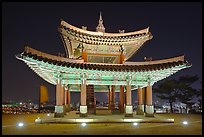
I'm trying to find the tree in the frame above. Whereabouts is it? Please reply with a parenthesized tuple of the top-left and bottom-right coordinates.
(154, 75, 199, 113)
(153, 79, 180, 113)
(196, 88, 202, 112)
(176, 75, 199, 113)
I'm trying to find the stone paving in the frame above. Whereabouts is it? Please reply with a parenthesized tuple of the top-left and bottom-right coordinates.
(36, 111, 174, 124)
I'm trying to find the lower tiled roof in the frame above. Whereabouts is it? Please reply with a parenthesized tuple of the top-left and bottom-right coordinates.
(21, 52, 189, 72)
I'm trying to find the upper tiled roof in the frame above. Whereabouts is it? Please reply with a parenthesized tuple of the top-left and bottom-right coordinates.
(59, 20, 153, 46)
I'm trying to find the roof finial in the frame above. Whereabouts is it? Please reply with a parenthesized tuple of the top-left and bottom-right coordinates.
(99, 11, 102, 21)
(96, 11, 105, 32)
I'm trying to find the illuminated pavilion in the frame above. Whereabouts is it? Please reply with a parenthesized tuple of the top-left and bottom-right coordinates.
(16, 13, 191, 117)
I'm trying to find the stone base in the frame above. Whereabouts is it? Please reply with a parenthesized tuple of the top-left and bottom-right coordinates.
(145, 105, 154, 117)
(80, 105, 87, 117)
(54, 105, 65, 117)
(136, 104, 144, 115)
(125, 105, 133, 117)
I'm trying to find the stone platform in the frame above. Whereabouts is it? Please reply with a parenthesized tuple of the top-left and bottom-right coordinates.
(35, 111, 174, 124)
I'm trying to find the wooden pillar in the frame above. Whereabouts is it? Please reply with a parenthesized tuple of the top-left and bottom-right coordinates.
(142, 87, 146, 112)
(146, 85, 152, 106)
(136, 86, 144, 115)
(65, 86, 71, 112)
(64, 88, 67, 105)
(145, 83, 154, 117)
(138, 86, 143, 105)
(67, 89, 70, 106)
(126, 85, 132, 106)
(119, 85, 124, 113)
(108, 85, 115, 109)
(81, 81, 86, 106)
(108, 86, 111, 109)
(56, 80, 61, 106)
(61, 85, 65, 105)
(80, 75, 87, 117)
(54, 79, 65, 117)
(111, 85, 115, 109)
(125, 76, 133, 117)
(119, 52, 125, 113)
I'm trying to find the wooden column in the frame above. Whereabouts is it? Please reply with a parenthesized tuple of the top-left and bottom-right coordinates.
(54, 79, 65, 117)
(119, 52, 125, 112)
(145, 83, 154, 117)
(111, 85, 115, 109)
(108, 86, 111, 109)
(146, 84, 152, 106)
(65, 86, 71, 112)
(125, 77, 133, 117)
(108, 85, 115, 109)
(61, 85, 65, 105)
(64, 88, 67, 105)
(119, 85, 124, 113)
(67, 89, 70, 106)
(81, 80, 86, 106)
(136, 86, 144, 115)
(126, 85, 132, 106)
(56, 79, 64, 106)
(142, 87, 146, 112)
(80, 75, 87, 117)
(138, 86, 143, 105)
(56, 80, 61, 106)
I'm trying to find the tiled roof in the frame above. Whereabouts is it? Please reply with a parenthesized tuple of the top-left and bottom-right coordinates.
(59, 24, 152, 46)
(21, 52, 189, 72)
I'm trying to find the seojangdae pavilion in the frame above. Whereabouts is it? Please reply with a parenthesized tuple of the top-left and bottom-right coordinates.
(16, 13, 191, 117)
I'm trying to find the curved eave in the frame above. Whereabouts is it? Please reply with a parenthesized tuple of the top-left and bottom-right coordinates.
(16, 47, 191, 87)
(17, 46, 191, 72)
(16, 52, 191, 87)
(61, 20, 151, 37)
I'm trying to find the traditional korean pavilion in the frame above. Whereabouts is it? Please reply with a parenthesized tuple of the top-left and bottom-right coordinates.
(16, 13, 191, 117)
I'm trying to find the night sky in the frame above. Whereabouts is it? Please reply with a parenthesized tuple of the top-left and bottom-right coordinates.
(2, 2, 202, 104)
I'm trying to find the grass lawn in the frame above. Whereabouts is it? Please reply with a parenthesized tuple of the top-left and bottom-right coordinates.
(2, 113, 202, 135)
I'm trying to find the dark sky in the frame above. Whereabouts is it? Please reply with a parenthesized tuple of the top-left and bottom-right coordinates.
(2, 2, 202, 104)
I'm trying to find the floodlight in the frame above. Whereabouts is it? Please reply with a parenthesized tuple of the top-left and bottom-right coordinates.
(17, 122, 24, 127)
(81, 123, 87, 127)
(182, 121, 188, 125)
(133, 122, 138, 126)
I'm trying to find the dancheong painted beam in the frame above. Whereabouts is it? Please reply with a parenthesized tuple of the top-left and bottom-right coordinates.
(16, 46, 191, 90)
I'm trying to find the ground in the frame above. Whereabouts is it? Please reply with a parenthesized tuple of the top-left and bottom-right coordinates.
(2, 112, 202, 135)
